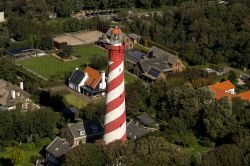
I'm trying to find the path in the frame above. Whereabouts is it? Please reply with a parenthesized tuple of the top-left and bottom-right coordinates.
(223, 66, 250, 78)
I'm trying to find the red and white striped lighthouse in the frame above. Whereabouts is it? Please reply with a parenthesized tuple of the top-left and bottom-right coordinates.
(104, 27, 126, 144)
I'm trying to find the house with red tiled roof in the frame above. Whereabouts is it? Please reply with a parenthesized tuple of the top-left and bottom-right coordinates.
(68, 66, 106, 97)
(209, 80, 236, 100)
(209, 80, 250, 101)
(237, 91, 250, 101)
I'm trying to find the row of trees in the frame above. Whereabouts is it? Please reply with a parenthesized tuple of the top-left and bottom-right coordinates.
(0, 109, 63, 148)
(123, 75, 250, 164)
(128, 1, 250, 69)
(62, 69, 249, 164)
(63, 136, 189, 165)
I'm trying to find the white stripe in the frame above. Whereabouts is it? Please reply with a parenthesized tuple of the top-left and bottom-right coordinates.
(108, 61, 124, 83)
(104, 100, 125, 125)
(106, 80, 124, 103)
(104, 120, 126, 144)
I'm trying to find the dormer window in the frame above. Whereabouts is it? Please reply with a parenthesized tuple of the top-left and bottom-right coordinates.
(78, 129, 85, 136)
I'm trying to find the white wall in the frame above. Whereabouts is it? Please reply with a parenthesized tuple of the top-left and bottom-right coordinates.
(226, 88, 235, 95)
(0, 12, 4, 22)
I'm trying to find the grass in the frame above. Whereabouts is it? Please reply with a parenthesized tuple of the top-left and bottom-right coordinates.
(125, 71, 139, 84)
(134, 43, 150, 53)
(0, 145, 42, 166)
(17, 45, 106, 80)
(182, 136, 213, 154)
(63, 94, 87, 109)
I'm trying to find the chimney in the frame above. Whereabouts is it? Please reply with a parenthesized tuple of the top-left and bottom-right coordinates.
(20, 82, 24, 90)
(11, 90, 16, 100)
(99, 71, 106, 89)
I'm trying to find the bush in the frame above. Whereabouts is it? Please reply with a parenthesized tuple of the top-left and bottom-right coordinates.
(30, 154, 43, 164)
(21, 143, 36, 150)
(58, 51, 70, 59)
(35, 137, 52, 148)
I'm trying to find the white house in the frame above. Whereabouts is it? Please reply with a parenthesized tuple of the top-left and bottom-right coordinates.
(68, 66, 106, 97)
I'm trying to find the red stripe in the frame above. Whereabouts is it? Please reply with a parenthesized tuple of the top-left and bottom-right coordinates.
(121, 133, 127, 144)
(107, 71, 124, 92)
(104, 111, 126, 134)
(109, 61, 122, 73)
(106, 91, 125, 113)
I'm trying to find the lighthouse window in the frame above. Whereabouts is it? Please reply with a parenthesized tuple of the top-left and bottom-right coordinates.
(119, 68, 121, 72)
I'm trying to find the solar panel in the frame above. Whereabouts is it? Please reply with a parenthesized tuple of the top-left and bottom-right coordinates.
(130, 50, 146, 60)
(148, 67, 161, 78)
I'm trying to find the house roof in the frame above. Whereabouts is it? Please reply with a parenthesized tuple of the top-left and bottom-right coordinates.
(148, 46, 178, 65)
(67, 122, 86, 138)
(139, 56, 173, 74)
(69, 69, 85, 85)
(63, 107, 79, 114)
(84, 119, 104, 137)
(46, 137, 70, 158)
(136, 113, 157, 127)
(125, 49, 147, 64)
(84, 66, 101, 89)
(209, 86, 235, 100)
(128, 33, 141, 40)
(237, 91, 250, 101)
(210, 80, 235, 92)
(137, 46, 179, 75)
(126, 120, 155, 140)
(8, 46, 33, 56)
(0, 79, 30, 107)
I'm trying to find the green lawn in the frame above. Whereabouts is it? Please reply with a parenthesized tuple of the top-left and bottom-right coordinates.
(17, 45, 106, 80)
(0, 145, 42, 166)
(63, 94, 87, 109)
(125, 71, 139, 84)
(134, 43, 150, 53)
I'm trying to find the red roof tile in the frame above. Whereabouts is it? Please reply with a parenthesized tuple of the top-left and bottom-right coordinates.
(209, 86, 236, 100)
(210, 80, 235, 91)
(84, 66, 101, 89)
(237, 91, 250, 101)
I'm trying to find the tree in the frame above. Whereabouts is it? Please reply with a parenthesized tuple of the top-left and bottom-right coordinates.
(228, 71, 238, 84)
(10, 146, 24, 166)
(202, 144, 244, 166)
(89, 56, 108, 70)
(63, 144, 105, 166)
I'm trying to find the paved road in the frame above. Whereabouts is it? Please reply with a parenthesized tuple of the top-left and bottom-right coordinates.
(223, 66, 250, 78)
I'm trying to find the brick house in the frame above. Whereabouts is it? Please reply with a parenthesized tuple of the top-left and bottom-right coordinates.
(64, 122, 86, 147)
(127, 46, 185, 82)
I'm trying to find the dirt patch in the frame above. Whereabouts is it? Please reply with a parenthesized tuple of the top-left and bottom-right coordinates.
(53, 30, 103, 47)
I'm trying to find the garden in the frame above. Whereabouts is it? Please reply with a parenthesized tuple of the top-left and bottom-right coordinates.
(17, 45, 106, 80)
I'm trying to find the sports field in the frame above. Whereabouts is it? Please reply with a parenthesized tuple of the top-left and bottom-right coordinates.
(17, 45, 106, 79)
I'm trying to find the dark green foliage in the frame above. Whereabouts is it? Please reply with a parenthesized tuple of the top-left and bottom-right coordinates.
(89, 56, 108, 70)
(63, 136, 189, 165)
(63, 144, 105, 166)
(81, 100, 105, 121)
(0, 57, 17, 83)
(202, 144, 245, 166)
(228, 71, 238, 84)
(127, 2, 250, 69)
(0, 109, 61, 147)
